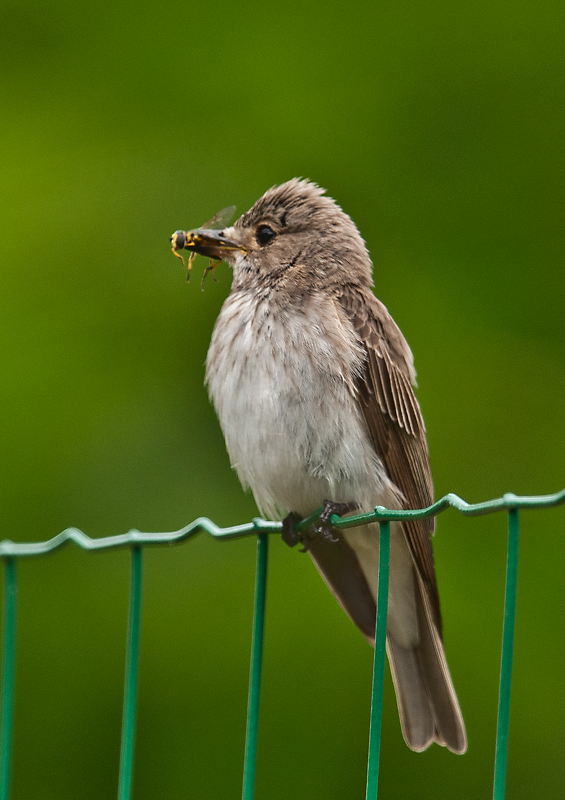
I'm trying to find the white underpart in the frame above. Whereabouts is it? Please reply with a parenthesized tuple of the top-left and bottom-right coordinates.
(206, 288, 418, 648)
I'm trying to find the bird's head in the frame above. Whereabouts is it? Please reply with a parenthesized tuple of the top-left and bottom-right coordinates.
(184, 179, 374, 292)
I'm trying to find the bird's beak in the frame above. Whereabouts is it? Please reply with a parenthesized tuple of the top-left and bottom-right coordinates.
(173, 229, 247, 261)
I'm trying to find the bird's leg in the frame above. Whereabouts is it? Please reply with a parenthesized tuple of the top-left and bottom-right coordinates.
(281, 512, 302, 548)
(282, 501, 359, 553)
(281, 512, 319, 553)
(313, 500, 359, 542)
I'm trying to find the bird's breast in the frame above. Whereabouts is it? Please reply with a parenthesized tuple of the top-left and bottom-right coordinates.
(205, 290, 385, 518)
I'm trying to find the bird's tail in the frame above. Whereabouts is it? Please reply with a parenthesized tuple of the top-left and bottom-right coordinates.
(386, 573, 467, 754)
(307, 524, 466, 753)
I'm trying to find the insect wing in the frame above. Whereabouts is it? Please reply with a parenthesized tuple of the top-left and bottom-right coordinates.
(200, 204, 236, 231)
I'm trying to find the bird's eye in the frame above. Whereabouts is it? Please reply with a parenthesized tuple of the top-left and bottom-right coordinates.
(256, 225, 276, 245)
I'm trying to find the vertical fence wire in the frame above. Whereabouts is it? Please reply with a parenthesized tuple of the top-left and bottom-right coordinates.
(365, 521, 391, 800)
(493, 509, 520, 800)
(242, 534, 269, 800)
(0, 558, 17, 800)
(118, 546, 143, 800)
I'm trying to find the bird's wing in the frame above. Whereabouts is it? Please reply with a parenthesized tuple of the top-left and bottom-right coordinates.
(336, 285, 442, 631)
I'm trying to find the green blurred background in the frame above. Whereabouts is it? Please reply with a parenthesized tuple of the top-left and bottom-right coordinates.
(1, 0, 564, 797)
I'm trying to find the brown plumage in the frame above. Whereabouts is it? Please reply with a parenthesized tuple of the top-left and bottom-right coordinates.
(180, 178, 466, 754)
(338, 286, 441, 627)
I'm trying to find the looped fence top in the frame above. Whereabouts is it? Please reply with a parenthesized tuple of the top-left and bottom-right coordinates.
(1, 488, 564, 800)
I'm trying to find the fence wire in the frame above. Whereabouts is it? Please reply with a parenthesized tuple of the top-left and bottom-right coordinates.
(1, 488, 564, 799)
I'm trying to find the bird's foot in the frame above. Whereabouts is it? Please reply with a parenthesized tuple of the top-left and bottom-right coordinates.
(282, 501, 359, 553)
(281, 512, 303, 548)
(313, 500, 359, 542)
(281, 512, 318, 553)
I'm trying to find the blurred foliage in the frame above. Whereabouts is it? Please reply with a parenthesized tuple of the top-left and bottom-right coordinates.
(1, 0, 564, 797)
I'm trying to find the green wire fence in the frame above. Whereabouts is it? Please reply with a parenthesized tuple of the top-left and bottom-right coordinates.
(1, 488, 564, 799)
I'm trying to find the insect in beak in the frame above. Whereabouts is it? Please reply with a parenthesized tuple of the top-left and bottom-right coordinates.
(169, 205, 244, 288)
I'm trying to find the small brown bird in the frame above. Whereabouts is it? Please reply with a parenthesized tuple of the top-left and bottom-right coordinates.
(175, 179, 466, 753)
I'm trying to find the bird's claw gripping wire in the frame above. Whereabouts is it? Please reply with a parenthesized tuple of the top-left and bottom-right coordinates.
(281, 500, 359, 552)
